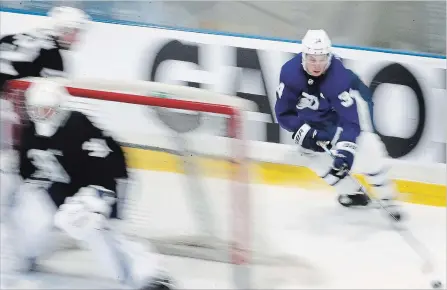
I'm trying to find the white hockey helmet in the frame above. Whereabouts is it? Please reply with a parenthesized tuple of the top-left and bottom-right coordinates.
(25, 80, 70, 137)
(47, 6, 90, 49)
(301, 29, 333, 76)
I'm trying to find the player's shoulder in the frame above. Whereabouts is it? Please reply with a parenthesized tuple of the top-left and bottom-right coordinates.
(66, 110, 92, 125)
(58, 110, 89, 132)
(326, 56, 358, 89)
(33, 30, 61, 53)
(59, 110, 98, 141)
(328, 56, 351, 78)
(0, 33, 17, 45)
(280, 53, 306, 87)
(280, 53, 302, 77)
(65, 110, 106, 134)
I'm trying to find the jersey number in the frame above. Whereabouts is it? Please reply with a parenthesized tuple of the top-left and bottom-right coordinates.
(0, 33, 54, 76)
(276, 82, 285, 99)
(27, 149, 70, 183)
(338, 91, 354, 107)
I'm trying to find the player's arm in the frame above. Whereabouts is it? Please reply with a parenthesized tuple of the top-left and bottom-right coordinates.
(329, 81, 363, 176)
(274, 74, 305, 133)
(0, 34, 20, 80)
(350, 71, 375, 132)
(38, 48, 66, 78)
(17, 123, 35, 181)
(79, 113, 128, 190)
(334, 89, 361, 144)
(0, 33, 44, 79)
(275, 69, 334, 151)
(35, 34, 67, 78)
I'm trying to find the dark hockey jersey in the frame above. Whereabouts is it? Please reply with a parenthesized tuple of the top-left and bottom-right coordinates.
(0, 29, 66, 90)
(275, 53, 374, 144)
(18, 110, 128, 208)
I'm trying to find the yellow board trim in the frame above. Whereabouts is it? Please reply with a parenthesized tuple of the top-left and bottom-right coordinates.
(123, 147, 447, 207)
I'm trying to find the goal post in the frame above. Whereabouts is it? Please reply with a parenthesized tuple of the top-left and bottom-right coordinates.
(1, 77, 304, 289)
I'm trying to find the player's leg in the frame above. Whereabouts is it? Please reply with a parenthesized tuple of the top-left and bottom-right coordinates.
(308, 132, 402, 220)
(2, 182, 58, 273)
(98, 225, 174, 290)
(0, 152, 21, 221)
(54, 186, 174, 290)
(353, 132, 401, 210)
(308, 151, 368, 205)
(346, 90, 401, 212)
(0, 103, 21, 221)
(330, 90, 401, 211)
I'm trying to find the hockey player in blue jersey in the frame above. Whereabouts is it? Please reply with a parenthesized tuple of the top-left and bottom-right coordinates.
(275, 29, 401, 220)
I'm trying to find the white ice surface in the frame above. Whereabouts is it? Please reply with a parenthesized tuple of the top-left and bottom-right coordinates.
(1, 171, 445, 289)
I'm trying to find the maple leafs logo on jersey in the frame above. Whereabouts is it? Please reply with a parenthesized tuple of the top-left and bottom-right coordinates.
(82, 138, 111, 158)
(296, 92, 319, 110)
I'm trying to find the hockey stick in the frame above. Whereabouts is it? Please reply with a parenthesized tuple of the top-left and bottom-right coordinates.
(317, 142, 439, 278)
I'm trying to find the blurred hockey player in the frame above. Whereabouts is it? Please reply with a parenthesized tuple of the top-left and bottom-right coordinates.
(4, 80, 174, 290)
(0, 6, 89, 90)
(275, 29, 401, 220)
(0, 99, 21, 220)
(0, 6, 89, 217)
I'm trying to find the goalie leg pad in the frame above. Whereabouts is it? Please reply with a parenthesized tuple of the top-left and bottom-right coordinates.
(53, 193, 132, 283)
(3, 183, 57, 273)
(54, 195, 109, 242)
(54, 185, 117, 241)
(54, 190, 162, 288)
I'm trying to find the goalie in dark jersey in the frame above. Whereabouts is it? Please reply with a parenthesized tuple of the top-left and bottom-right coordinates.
(4, 80, 174, 290)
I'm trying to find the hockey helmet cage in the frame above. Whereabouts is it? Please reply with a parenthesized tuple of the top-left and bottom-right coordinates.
(25, 80, 69, 134)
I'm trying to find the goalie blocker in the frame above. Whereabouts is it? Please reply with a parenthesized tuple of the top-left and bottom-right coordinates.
(3, 79, 174, 290)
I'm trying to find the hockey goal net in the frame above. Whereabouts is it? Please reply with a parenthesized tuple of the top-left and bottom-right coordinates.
(1, 77, 304, 289)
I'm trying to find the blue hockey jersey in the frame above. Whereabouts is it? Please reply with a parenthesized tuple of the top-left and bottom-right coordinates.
(274, 53, 374, 144)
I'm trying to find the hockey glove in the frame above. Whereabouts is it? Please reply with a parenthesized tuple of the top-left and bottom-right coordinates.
(293, 123, 333, 152)
(331, 141, 357, 178)
(64, 186, 116, 217)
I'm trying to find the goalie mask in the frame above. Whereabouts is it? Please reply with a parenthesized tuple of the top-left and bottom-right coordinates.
(25, 81, 69, 137)
(47, 6, 90, 50)
(301, 29, 333, 77)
